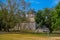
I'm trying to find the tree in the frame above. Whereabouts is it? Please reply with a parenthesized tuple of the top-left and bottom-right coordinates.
(43, 8, 53, 33)
(51, 2, 60, 31)
(35, 8, 53, 33)
(35, 10, 45, 29)
(0, 0, 30, 31)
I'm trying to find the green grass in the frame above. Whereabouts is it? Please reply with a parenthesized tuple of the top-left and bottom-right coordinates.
(0, 32, 60, 37)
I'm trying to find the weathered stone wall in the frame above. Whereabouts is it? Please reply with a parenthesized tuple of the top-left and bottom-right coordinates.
(12, 22, 36, 31)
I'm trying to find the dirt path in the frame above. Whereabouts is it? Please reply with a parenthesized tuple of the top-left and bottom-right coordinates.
(50, 37, 60, 40)
(13, 37, 50, 40)
(13, 37, 60, 40)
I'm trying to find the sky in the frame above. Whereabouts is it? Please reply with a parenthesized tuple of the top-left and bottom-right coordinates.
(25, 0, 60, 11)
(0, 0, 60, 11)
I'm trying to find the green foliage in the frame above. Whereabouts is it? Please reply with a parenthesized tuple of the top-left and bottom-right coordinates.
(0, 0, 29, 31)
(35, 2, 60, 33)
(35, 10, 44, 27)
(35, 8, 53, 33)
(51, 2, 60, 31)
(0, 0, 60, 33)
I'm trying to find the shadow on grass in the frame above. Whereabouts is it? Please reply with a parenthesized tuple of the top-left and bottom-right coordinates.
(0, 31, 60, 37)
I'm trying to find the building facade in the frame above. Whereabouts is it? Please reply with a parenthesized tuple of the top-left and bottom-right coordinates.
(12, 10, 36, 31)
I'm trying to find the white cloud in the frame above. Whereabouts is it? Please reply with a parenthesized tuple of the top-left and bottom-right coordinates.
(50, 0, 60, 7)
(29, 0, 40, 4)
(54, 0, 60, 4)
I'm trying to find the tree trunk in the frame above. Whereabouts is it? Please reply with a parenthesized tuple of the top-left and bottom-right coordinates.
(0, 27, 2, 31)
(49, 27, 53, 33)
(4, 24, 9, 32)
(4, 27, 7, 31)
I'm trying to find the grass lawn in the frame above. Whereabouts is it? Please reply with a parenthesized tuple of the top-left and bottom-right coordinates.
(0, 33, 60, 40)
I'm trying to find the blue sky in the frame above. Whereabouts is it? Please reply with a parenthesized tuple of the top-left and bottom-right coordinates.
(25, 0, 60, 11)
(0, 0, 60, 11)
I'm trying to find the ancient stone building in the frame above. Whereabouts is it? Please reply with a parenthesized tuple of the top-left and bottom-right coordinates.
(25, 10, 36, 31)
(12, 10, 36, 31)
